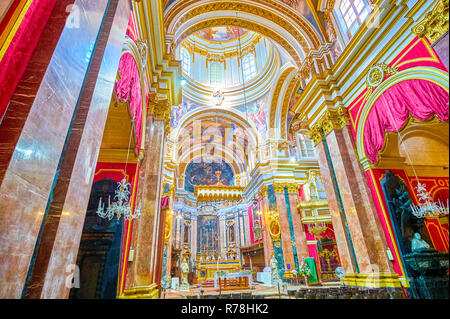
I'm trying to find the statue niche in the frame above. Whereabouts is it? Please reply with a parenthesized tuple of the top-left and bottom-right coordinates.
(380, 170, 431, 255)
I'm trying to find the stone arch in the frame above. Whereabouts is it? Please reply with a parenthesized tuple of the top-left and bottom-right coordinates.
(268, 64, 297, 138)
(171, 107, 261, 146)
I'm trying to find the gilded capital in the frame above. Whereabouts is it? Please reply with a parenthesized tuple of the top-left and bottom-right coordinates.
(273, 182, 286, 194)
(308, 106, 349, 145)
(286, 183, 300, 194)
(152, 99, 172, 133)
(412, 0, 449, 44)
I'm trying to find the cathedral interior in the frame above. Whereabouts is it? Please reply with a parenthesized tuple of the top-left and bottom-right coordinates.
(0, 0, 448, 300)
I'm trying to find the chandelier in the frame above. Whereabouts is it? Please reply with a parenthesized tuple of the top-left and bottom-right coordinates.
(212, 89, 224, 106)
(309, 223, 327, 237)
(96, 178, 142, 221)
(410, 182, 449, 219)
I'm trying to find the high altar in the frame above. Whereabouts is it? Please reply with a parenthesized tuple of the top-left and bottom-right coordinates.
(197, 260, 242, 281)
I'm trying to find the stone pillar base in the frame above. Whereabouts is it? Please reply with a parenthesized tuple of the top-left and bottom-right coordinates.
(341, 272, 405, 288)
(119, 284, 159, 299)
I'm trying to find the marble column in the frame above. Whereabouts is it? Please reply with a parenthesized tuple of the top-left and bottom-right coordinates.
(287, 187, 309, 261)
(0, 0, 130, 299)
(315, 123, 395, 278)
(234, 213, 241, 261)
(219, 215, 226, 258)
(238, 211, 245, 248)
(180, 217, 185, 251)
(25, 0, 130, 299)
(259, 188, 273, 267)
(191, 216, 197, 262)
(123, 114, 166, 298)
(274, 186, 295, 272)
(243, 212, 251, 247)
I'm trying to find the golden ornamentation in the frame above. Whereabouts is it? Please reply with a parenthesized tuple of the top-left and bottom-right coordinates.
(365, 63, 399, 100)
(273, 182, 286, 194)
(277, 141, 289, 152)
(152, 99, 172, 134)
(120, 284, 159, 299)
(267, 211, 281, 242)
(286, 183, 300, 194)
(174, 17, 302, 68)
(412, 0, 449, 44)
(194, 183, 245, 203)
(289, 117, 309, 134)
(272, 182, 300, 194)
(165, 0, 322, 58)
(164, 212, 173, 244)
(308, 106, 349, 145)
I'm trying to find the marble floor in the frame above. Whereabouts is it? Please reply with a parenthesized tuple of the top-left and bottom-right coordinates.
(162, 282, 340, 299)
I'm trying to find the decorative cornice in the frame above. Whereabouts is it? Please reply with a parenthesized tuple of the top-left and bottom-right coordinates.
(272, 182, 300, 194)
(308, 106, 349, 145)
(412, 0, 449, 45)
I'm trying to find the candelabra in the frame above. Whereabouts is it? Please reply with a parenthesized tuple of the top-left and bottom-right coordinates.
(309, 223, 327, 237)
(96, 178, 142, 221)
(410, 182, 449, 219)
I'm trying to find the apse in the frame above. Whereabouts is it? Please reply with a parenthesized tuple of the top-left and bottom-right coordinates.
(184, 159, 235, 193)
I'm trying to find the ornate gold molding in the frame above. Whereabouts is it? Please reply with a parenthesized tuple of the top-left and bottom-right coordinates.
(165, 0, 323, 61)
(412, 0, 449, 44)
(120, 284, 159, 299)
(365, 63, 399, 100)
(308, 106, 349, 145)
(164, 212, 173, 244)
(267, 211, 281, 242)
(273, 182, 286, 194)
(152, 99, 172, 133)
(272, 182, 300, 194)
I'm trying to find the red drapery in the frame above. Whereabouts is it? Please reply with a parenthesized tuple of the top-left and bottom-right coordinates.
(364, 79, 449, 164)
(115, 52, 143, 153)
(0, 0, 56, 119)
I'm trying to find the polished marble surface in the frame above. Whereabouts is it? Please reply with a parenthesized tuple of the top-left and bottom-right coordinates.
(0, 0, 130, 298)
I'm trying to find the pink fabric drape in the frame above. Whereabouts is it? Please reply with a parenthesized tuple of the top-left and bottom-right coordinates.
(115, 52, 143, 153)
(364, 79, 449, 164)
(161, 196, 169, 209)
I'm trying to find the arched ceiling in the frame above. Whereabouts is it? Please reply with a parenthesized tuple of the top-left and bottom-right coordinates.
(170, 108, 259, 173)
(163, 0, 328, 192)
(164, 0, 325, 68)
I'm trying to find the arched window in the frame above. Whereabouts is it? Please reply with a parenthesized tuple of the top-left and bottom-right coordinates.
(181, 47, 191, 76)
(298, 134, 316, 159)
(242, 53, 257, 82)
(336, 0, 370, 41)
(209, 62, 223, 86)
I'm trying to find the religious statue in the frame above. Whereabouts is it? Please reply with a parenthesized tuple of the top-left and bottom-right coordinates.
(179, 257, 190, 292)
(411, 232, 431, 252)
(270, 254, 280, 285)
